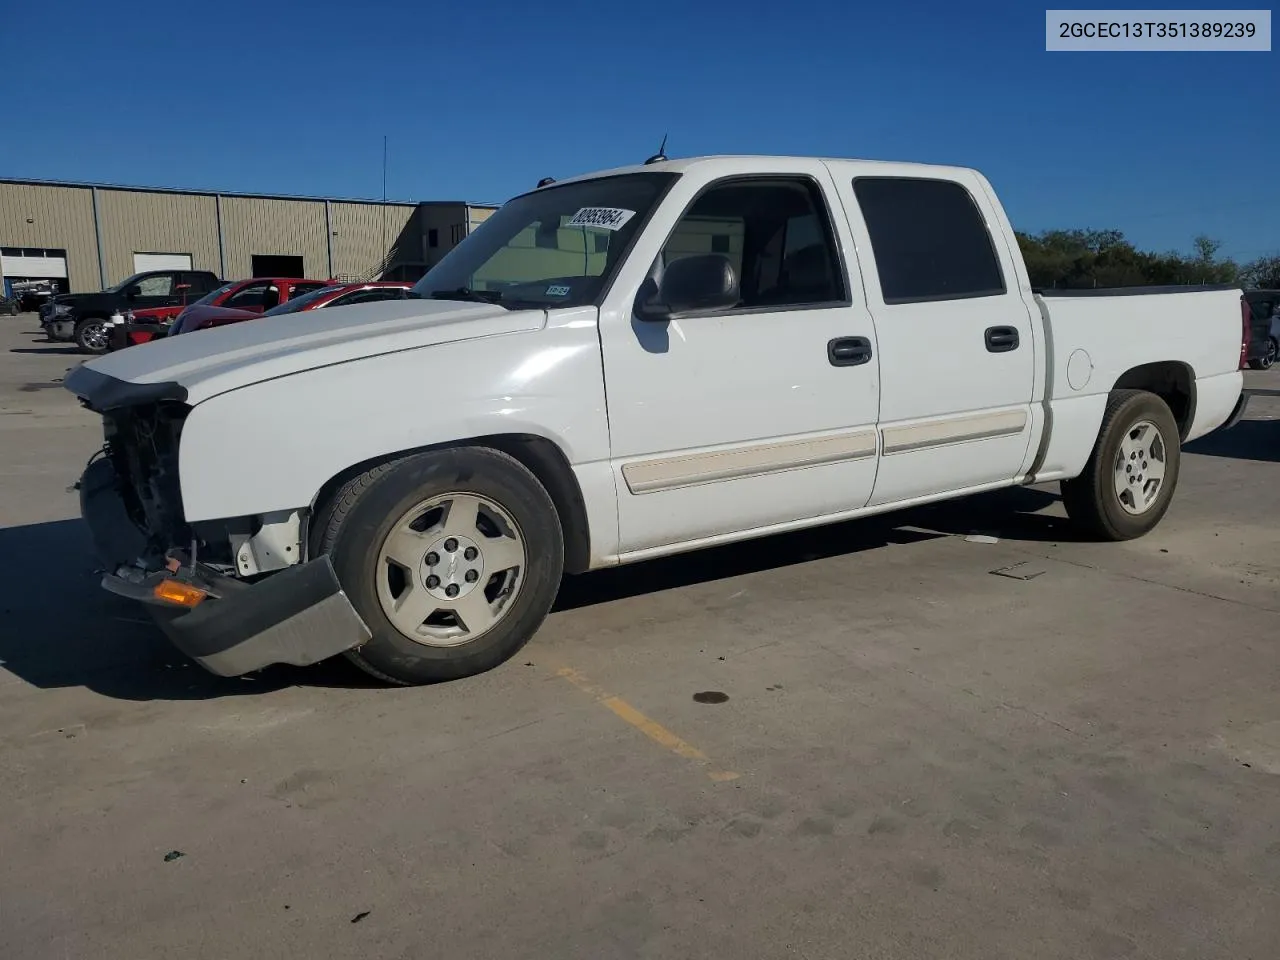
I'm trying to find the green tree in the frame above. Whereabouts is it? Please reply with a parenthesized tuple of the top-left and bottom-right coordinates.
(1015, 229, 1239, 289)
(1240, 255, 1280, 289)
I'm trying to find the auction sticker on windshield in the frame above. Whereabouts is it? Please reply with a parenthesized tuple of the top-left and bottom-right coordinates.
(566, 207, 636, 231)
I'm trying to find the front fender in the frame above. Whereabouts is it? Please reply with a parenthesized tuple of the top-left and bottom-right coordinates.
(177, 313, 609, 523)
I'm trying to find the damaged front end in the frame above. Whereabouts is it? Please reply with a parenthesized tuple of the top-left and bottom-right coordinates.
(68, 368, 370, 677)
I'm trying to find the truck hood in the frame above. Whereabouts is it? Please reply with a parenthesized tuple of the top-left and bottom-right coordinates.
(65, 297, 546, 410)
(53, 291, 112, 309)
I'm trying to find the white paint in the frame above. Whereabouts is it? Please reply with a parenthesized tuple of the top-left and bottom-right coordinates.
(597, 157, 880, 553)
(66, 155, 1247, 570)
(170, 306, 599, 522)
(880, 408, 1027, 455)
(132, 252, 192, 272)
(1066, 348, 1093, 390)
(621, 428, 878, 494)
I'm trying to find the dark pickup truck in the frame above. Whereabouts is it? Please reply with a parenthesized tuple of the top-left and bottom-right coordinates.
(40, 269, 223, 353)
(1245, 290, 1279, 370)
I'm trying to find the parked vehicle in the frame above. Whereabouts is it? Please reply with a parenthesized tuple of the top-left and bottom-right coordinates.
(14, 279, 59, 312)
(0, 295, 19, 316)
(41, 269, 223, 353)
(66, 155, 1247, 686)
(1244, 290, 1279, 370)
(167, 281, 413, 336)
(108, 277, 330, 350)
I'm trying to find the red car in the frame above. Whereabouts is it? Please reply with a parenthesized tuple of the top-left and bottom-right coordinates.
(110, 277, 330, 348)
(169, 281, 414, 335)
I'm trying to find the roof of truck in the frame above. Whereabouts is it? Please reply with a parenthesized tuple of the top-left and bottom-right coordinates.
(532, 155, 981, 192)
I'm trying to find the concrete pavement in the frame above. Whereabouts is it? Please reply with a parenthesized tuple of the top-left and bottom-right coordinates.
(1, 314, 1278, 959)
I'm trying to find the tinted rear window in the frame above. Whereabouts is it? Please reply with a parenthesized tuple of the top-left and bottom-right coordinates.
(853, 177, 1005, 304)
(194, 282, 236, 306)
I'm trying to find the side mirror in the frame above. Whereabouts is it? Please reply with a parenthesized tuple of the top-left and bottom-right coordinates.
(126, 285, 142, 299)
(636, 254, 740, 321)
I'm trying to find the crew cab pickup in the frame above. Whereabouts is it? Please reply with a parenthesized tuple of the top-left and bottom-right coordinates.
(42, 269, 223, 353)
(65, 155, 1248, 686)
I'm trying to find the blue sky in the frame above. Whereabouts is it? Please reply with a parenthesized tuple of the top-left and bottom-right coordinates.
(4, 0, 1277, 259)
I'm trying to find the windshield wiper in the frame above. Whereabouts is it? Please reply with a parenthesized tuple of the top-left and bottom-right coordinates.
(429, 287, 504, 304)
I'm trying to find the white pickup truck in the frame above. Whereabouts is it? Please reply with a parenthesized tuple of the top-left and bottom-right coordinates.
(66, 155, 1250, 685)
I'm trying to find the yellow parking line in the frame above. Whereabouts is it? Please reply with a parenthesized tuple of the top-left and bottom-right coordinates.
(557, 667, 739, 782)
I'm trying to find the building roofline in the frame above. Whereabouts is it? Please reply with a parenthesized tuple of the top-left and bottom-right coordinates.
(0, 175, 498, 209)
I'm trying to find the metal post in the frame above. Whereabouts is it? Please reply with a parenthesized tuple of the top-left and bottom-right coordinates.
(324, 200, 334, 279)
(215, 194, 227, 279)
(91, 186, 107, 289)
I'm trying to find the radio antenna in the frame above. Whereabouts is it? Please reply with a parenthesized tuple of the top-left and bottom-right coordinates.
(644, 133, 668, 165)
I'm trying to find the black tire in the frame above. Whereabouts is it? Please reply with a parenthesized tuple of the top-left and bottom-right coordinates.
(74, 317, 109, 354)
(1249, 339, 1276, 370)
(311, 447, 564, 685)
(1061, 389, 1181, 541)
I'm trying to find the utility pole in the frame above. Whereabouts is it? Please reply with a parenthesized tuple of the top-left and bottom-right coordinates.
(381, 135, 389, 278)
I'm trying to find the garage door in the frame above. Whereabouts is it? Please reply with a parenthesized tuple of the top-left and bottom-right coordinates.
(133, 252, 193, 272)
(1, 247, 68, 280)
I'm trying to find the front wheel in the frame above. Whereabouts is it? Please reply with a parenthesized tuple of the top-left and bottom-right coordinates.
(1061, 389, 1181, 541)
(74, 317, 109, 354)
(313, 447, 565, 685)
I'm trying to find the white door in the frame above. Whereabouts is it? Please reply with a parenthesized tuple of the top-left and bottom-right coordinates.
(133, 252, 192, 272)
(830, 169, 1037, 506)
(599, 165, 882, 557)
(0, 249, 67, 280)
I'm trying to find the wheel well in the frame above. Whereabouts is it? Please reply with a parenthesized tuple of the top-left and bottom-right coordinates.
(1112, 361, 1195, 440)
(310, 434, 592, 575)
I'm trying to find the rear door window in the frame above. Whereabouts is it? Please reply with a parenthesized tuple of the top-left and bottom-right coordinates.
(853, 177, 1006, 304)
(327, 288, 409, 307)
(287, 282, 329, 300)
(223, 281, 277, 310)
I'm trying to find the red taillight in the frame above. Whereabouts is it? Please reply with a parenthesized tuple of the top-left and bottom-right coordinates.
(1240, 297, 1250, 370)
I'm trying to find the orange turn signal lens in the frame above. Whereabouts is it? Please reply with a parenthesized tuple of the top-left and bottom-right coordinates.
(152, 580, 208, 608)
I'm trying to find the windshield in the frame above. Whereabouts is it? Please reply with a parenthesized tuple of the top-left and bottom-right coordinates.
(104, 272, 146, 294)
(412, 172, 676, 309)
(261, 285, 341, 316)
(194, 281, 236, 306)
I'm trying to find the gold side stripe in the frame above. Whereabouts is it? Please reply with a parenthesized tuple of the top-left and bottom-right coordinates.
(622, 430, 878, 495)
(881, 409, 1027, 455)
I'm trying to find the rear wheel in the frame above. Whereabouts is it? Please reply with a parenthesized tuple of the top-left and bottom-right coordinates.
(1061, 389, 1181, 541)
(74, 317, 109, 354)
(313, 447, 564, 685)
(1260, 338, 1277, 371)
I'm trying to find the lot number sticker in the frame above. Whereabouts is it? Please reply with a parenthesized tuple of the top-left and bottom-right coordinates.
(566, 207, 636, 231)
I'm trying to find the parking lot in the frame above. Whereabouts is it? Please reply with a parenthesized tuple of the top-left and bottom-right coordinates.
(1, 313, 1278, 959)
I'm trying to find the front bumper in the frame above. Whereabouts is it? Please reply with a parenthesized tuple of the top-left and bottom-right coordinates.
(43, 318, 74, 340)
(110, 320, 168, 350)
(78, 456, 370, 676)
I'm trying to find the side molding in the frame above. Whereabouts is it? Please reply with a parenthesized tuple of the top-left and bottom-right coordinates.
(622, 429, 878, 495)
(881, 409, 1027, 456)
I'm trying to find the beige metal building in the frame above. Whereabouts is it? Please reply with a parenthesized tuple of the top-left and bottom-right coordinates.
(0, 178, 497, 295)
